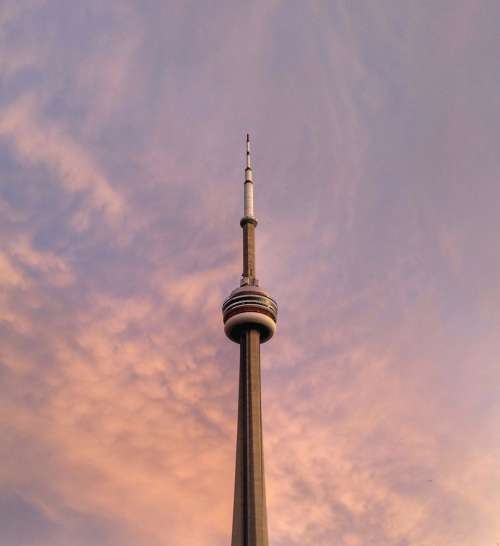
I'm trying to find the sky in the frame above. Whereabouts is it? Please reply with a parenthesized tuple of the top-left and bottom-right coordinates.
(1, 1, 500, 545)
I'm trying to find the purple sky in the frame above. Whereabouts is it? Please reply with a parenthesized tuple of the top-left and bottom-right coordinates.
(1, 2, 500, 545)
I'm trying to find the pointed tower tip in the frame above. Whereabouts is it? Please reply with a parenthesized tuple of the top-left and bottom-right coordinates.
(246, 133, 252, 170)
(244, 132, 254, 214)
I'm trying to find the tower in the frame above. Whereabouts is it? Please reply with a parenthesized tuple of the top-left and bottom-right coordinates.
(222, 135, 278, 546)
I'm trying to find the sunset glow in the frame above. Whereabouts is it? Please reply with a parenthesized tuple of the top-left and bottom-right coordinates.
(1, 2, 499, 546)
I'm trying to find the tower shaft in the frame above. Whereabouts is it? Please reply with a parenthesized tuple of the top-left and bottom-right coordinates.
(231, 328, 268, 546)
(242, 221, 256, 282)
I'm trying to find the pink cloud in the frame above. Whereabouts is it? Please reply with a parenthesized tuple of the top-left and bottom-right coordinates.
(0, 95, 125, 229)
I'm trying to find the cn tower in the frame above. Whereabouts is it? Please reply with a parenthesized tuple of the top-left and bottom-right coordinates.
(222, 135, 278, 546)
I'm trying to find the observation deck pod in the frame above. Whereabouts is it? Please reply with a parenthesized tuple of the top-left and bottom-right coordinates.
(222, 285, 278, 343)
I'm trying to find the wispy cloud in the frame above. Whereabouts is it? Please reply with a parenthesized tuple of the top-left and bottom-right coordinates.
(0, 95, 124, 229)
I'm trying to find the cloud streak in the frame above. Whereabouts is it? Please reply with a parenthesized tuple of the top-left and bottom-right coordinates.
(0, 95, 124, 229)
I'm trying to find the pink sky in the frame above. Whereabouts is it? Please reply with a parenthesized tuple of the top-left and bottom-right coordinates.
(1, 2, 499, 545)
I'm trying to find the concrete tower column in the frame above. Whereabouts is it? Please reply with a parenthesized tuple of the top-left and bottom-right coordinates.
(231, 329, 268, 546)
(242, 220, 257, 283)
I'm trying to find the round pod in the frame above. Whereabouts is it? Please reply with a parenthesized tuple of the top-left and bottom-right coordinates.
(222, 286, 278, 343)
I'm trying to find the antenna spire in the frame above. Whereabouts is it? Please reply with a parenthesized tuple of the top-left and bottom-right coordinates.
(244, 133, 254, 218)
(246, 133, 251, 169)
